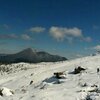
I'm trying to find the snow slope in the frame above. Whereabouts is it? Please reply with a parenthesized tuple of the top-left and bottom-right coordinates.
(0, 55, 100, 100)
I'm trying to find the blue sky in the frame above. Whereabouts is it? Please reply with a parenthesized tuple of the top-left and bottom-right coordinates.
(0, 0, 100, 59)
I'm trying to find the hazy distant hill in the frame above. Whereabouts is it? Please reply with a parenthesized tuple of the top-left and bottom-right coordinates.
(0, 48, 67, 63)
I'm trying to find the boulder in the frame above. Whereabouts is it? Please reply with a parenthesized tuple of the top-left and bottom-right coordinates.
(0, 87, 14, 96)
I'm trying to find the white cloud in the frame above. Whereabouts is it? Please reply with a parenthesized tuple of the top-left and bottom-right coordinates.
(0, 34, 18, 39)
(0, 33, 32, 41)
(84, 37, 92, 42)
(92, 45, 100, 51)
(21, 34, 31, 40)
(49, 26, 92, 42)
(49, 26, 82, 41)
(29, 27, 46, 33)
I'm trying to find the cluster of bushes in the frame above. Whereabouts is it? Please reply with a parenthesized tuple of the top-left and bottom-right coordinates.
(0, 63, 14, 74)
(0, 66, 12, 73)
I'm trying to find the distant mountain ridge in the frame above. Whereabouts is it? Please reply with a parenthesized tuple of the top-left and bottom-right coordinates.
(0, 48, 67, 63)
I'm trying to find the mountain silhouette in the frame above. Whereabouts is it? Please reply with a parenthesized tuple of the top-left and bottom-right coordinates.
(0, 48, 67, 63)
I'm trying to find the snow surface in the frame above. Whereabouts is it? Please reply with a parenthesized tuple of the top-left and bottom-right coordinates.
(0, 55, 100, 100)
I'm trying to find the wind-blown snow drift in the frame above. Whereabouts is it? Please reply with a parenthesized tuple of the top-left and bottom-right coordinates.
(0, 55, 100, 100)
